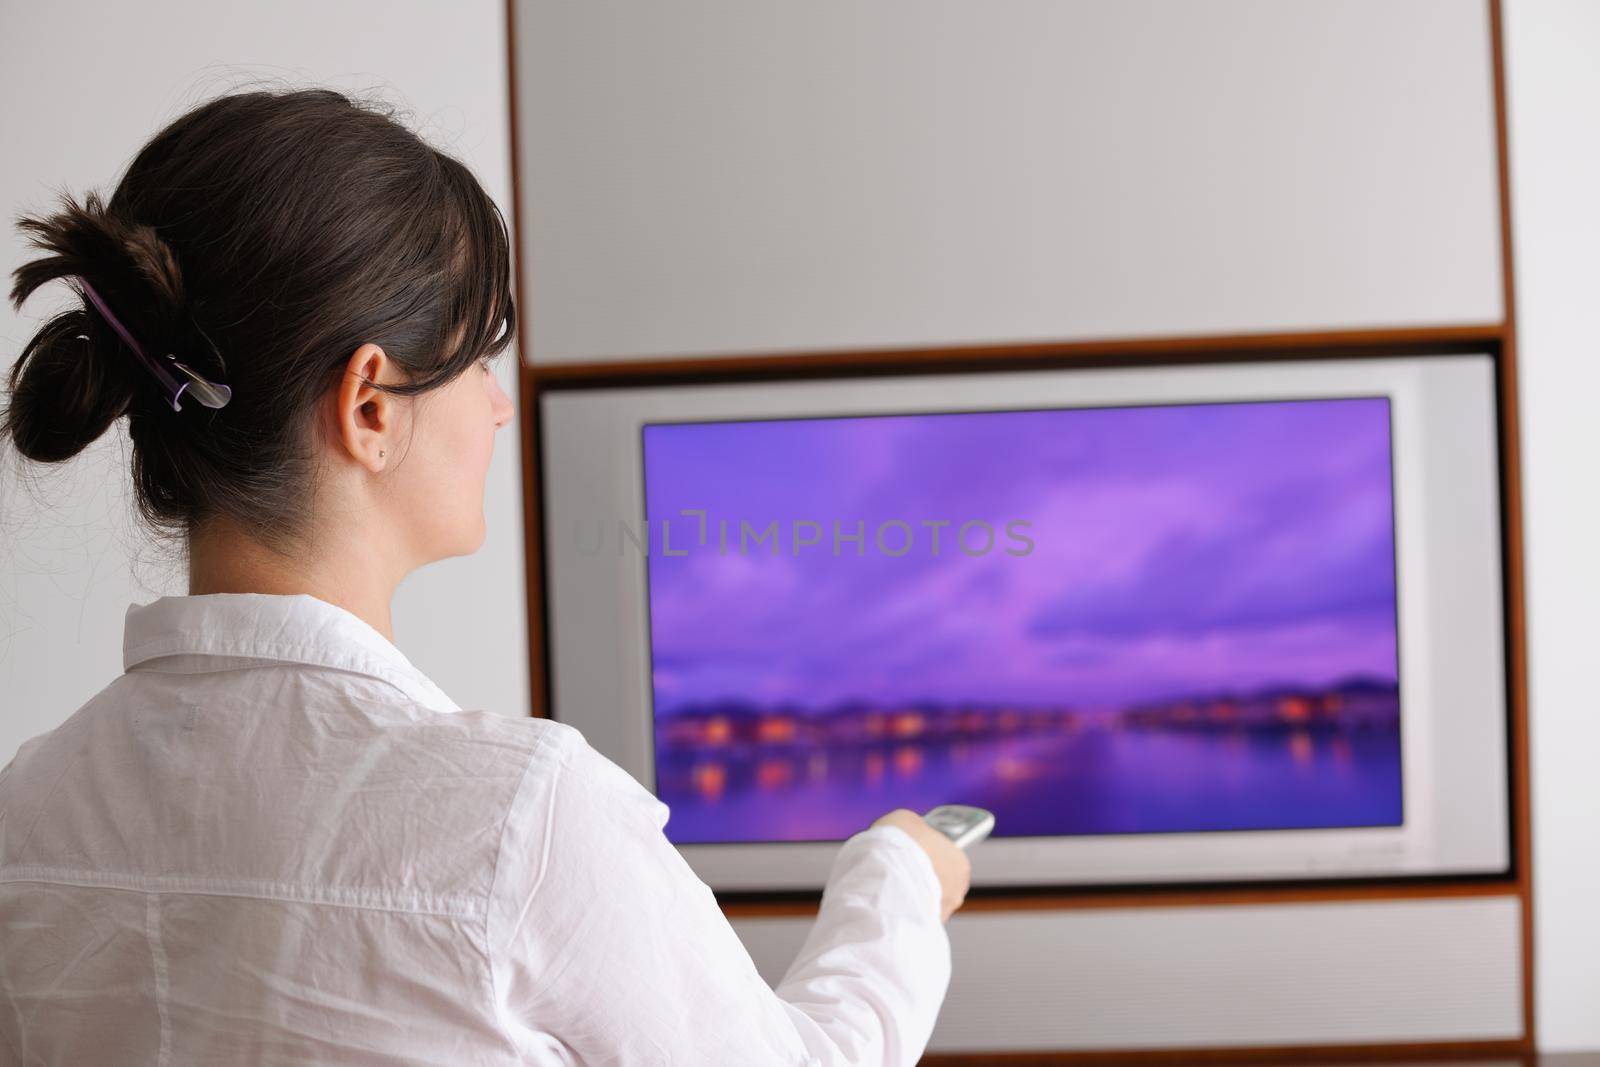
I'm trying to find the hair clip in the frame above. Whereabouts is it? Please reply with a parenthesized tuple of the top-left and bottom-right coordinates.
(76, 277, 232, 412)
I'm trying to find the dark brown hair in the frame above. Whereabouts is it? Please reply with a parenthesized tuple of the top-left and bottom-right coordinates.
(1, 87, 516, 551)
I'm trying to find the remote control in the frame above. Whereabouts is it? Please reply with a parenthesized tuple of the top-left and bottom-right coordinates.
(922, 804, 995, 849)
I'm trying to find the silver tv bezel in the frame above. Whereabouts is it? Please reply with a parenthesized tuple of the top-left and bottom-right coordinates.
(539, 353, 1509, 891)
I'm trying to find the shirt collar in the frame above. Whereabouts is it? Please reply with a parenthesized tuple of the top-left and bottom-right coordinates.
(123, 592, 461, 713)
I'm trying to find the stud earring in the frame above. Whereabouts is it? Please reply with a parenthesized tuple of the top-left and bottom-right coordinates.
(379, 450, 386, 458)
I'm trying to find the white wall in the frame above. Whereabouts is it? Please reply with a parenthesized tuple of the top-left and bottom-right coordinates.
(0, 0, 529, 765)
(1503, 0, 1600, 1051)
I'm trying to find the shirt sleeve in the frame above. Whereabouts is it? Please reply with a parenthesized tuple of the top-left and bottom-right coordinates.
(488, 727, 952, 1067)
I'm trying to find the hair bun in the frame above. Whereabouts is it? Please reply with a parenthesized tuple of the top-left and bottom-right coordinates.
(2, 190, 188, 462)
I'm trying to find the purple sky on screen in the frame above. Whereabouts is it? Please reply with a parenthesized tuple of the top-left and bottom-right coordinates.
(642, 397, 1399, 715)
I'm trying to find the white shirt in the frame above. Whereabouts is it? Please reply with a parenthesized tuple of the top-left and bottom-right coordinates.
(0, 592, 951, 1065)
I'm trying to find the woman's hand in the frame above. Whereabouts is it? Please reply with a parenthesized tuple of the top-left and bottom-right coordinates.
(871, 808, 972, 923)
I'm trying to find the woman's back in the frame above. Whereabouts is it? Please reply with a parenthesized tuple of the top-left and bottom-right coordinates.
(0, 593, 951, 1066)
(1, 593, 571, 1063)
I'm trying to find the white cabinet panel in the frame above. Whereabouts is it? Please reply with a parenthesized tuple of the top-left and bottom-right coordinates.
(733, 895, 1523, 1051)
(513, 0, 1503, 364)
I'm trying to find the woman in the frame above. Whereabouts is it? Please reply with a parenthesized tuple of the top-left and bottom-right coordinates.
(0, 88, 970, 1065)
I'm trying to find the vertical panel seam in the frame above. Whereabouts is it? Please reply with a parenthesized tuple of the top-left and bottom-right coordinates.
(145, 894, 171, 1067)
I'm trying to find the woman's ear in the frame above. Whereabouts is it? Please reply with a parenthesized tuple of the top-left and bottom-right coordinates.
(335, 343, 396, 472)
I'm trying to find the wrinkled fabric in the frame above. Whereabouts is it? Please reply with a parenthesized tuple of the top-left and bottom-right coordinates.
(0, 592, 951, 1065)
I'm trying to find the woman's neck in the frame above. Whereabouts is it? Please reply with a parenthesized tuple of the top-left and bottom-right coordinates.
(187, 521, 401, 643)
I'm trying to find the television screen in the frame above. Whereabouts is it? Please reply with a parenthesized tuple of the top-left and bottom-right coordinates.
(642, 397, 1403, 845)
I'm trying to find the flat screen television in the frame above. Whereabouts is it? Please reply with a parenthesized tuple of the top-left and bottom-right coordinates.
(539, 354, 1510, 890)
